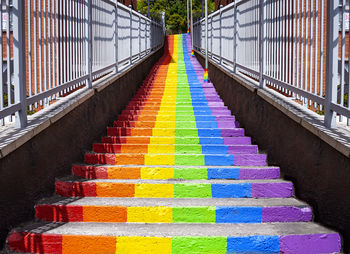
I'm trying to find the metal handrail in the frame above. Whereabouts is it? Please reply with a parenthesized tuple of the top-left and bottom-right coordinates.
(0, 0, 165, 128)
(194, 0, 350, 128)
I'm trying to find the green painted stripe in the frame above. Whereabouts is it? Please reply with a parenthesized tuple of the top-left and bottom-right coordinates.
(175, 145, 202, 154)
(173, 207, 216, 223)
(174, 154, 205, 166)
(174, 167, 208, 180)
(174, 183, 211, 198)
(175, 137, 200, 144)
(172, 237, 227, 254)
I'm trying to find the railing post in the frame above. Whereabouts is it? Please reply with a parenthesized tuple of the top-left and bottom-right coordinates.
(204, 0, 208, 82)
(324, 0, 339, 128)
(219, 5, 223, 64)
(259, 0, 266, 88)
(233, 3, 237, 73)
(114, 3, 118, 74)
(13, 0, 27, 128)
(129, 5, 132, 65)
(86, 0, 92, 88)
(139, 16, 141, 59)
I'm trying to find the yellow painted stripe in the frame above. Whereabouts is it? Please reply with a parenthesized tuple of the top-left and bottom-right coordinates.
(127, 207, 173, 223)
(144, 154, 175, 166)
(135, 183, 174, 198)
(115, 237, 172, 254)
(141, 167, 174, 179)
(148, 144, 175, 154)
(149, 136, 175, 145)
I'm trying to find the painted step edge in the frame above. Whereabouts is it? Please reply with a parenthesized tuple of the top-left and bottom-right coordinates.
(72, 165, 280, 180)
(84, 153, 267, 166)
(54, 180, 293, 198)
(7, 229, 341, 254)
(35, 203, 312, 223)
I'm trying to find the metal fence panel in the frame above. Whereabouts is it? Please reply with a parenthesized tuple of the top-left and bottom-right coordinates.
(193, 0, 350, 128)
(0, 0, 164, 128)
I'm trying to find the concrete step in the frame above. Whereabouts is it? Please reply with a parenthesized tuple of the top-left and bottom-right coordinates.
(8, 222, 341, 253)
(72, 165, 280, 180)
(92, 144, 258, 155)
(106, 127, 245, 137)
(84, 152, 267, 166)
(113, 120, 238, 128)
(35, 197, 312, 223)
(55, 178, 293, 198)
(101, 136, 251, 145)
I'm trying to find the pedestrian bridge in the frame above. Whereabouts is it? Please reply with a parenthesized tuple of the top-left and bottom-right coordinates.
(0, 1, 350, 253)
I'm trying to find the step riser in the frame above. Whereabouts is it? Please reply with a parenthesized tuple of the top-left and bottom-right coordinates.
(35, 205, 312, 223)
(101, 137, 251, 145)
(106, 127, 245, 138)
(55, 182, 293, 198)
(8, 232, 341, 254)
(113, 121, 238, 129)
(84, 153, 267, 166)
(92, 144, 258, 155)
(72, 166, 280, 180)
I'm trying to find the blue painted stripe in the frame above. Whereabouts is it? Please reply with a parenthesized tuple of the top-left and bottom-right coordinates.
(196, 122, 218, 128)
(208, 168, 239, 179)
(195, 116, 216, 122)
(216, 207, 262, 223)
(199, 137, 223, 145)
(204, 155, 235, 166)
(227, 236, 280, 253)
(202, 145, 229, 154)
(198, 129, 222, 137)
(211, 183, 251, 198)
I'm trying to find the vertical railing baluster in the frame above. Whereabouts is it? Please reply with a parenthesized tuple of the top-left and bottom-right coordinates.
(13, 0, 28, 128)
(259, 0, 266, 88)
(86, 0, 92, 88)
(324, 0, 339, 128)
(115, 3, 118, 74)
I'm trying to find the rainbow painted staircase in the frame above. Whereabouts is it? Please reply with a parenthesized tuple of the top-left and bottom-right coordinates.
(8, 34, 341, 253)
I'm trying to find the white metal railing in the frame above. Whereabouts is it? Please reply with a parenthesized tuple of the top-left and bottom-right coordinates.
(0, 0, 164, 128)
(193, 0, 350, 128)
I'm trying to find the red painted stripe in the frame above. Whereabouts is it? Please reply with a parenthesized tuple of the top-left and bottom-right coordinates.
(36, 205, 83, 222)
(56, 182, 97, 197)
(8, 232, 62, 254)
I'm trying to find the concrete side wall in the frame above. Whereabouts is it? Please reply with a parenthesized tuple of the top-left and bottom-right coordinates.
(0, 47, 163, 250)
(195, 52, 350, 251)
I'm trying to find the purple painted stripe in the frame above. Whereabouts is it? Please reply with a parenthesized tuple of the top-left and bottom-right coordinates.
(228, 145, 258, 154)
(220, 128, 245, 137)
(262, 206, 312, 222)
(238, 167, 280, 180)
(223, 137, 251, 145)
(215, 116, 236, 121)
(251, 182, 293, 198)
(279, 233, 341, 254)
(234, 154, 267, 166)
(217, 121, 238, 128)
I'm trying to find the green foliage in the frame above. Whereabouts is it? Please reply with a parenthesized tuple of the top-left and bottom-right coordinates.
(137, 0, 214, 34)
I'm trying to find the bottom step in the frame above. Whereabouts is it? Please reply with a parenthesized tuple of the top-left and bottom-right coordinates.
(8, 222, 341, 253)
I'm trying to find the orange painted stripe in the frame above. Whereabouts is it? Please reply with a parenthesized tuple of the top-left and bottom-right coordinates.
(115, 154, 145, 165)
(125, 136, 150, 144)
(96, 182, 135, 197)
(62, 235, 116, 254)
(83, 206, 127, 222)
(107, 167, 141, 179)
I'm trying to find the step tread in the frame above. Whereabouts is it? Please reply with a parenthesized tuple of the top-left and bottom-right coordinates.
(13, 222, 337, 237)
(56, 177, 290, 184)
(37, 197, 308, 207)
